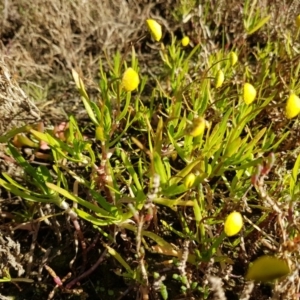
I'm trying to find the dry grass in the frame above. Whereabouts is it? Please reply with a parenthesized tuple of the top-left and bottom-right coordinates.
(0, 0, 299, 82)
(0, 0, 168, 81)
(0, 0, 180, 128)
(0, 57, 40, 134)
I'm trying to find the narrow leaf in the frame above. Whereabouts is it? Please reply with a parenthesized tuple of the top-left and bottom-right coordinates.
(247, 15, 271, 35)
(291, 153, 300, 197)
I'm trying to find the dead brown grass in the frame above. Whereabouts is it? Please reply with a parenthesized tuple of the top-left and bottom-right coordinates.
(0, 0, 180, 129)
(0, 0, 299, 83)
(0, 0, 169, 81)
(0, 57, 40, 134)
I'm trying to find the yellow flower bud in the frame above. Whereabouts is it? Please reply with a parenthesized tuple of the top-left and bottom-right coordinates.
(146, 19, 162, 42)
(183, 173, 196, 188)
(286, 93, 300, 119)
(296, 15, 300, 28)
(229, 52, 238, 66)
(215, 70, 225, 88)
(187, 117, 206, 137)
(171, 151, 178, 161)
(181, 36, 190, 47)
(224, 211, 243, 237)
(121, 68, 140, 92)
(243, 83, 257, 105)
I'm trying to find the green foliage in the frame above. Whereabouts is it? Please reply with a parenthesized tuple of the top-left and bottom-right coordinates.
(1, 2, 300, 299)
(243, 0, 271, 34)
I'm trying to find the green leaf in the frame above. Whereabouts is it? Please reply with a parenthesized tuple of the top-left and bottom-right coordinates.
(120, 149, 143, 192)
(163, 184, 188, 197)
(242, 127, 266, 156)
(185, 43, 201, 62)
(81, 96, 100, 126)
(117, 92, 131, 121)
(154, 117, 163, 155)
(89, 189, 118, 215)
(247, 15, 271, 35)
(0, 178, 55, 203)
(30, 130, 87, 163)
(46, 182, 115, 218)
(161, 220, 186, 238)
(72, 69, 89, 100)
(104, 244, 134, 275)
(167, 130, 186, 161)
(0, 125, 32, 143)
(90, 101, 102, 123)
(224, 137, 241, 158)
(72, 69, 99, 126)
(153, 152, 168, 184)
(291, 153, 300, 198)
(267, 131, 289, 151)
(169, 158, 203, 186)
(74, 208, 116, 226)
(8, 144, 40, 181)
(205, 232, 226, 259)
(153, 197, 194, 208)
(30, 130, 71, 153)
(246, 255, 290, 282)
(122, 223, 196, 263)
(169, 100, 183, 130)
(203, 108, 231, 157)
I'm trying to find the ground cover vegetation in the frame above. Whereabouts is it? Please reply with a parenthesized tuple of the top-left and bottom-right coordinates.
(0, 0, 300, 299)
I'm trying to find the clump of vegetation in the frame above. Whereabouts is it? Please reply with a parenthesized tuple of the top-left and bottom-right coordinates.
(1, 1, 300, 299)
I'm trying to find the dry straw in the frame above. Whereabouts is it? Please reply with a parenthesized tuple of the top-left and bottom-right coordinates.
(0, 58, 40, 134)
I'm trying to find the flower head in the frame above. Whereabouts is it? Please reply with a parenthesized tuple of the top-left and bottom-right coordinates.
(229, 52, 238, 66)
(181, 36, 190, 47)
(121, 68, 140, 92)
(215, 70, 224, 88)
(286, 93, 300, 119)
(183, 173, 196, 189)
(146, 19, 162, 42)
(187, 117, 206, 137)
(224, 211, 243, 237)
(243, 83, 257, 105)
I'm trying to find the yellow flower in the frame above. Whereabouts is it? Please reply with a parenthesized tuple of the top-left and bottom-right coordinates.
(183, 173, 196, 189)
(286, 93, 300, 119)
(187, 117, 206, 137)
(243, 83, 257, 105)
(229, 52, 238, 66)
(181, 36, 190, 47)
(296, 15, 300, 28)
(224, 211, 243, 237)
(146, 19, 162, 42)
(121, 68, 140, 92)
(215, 70, 225, 88)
